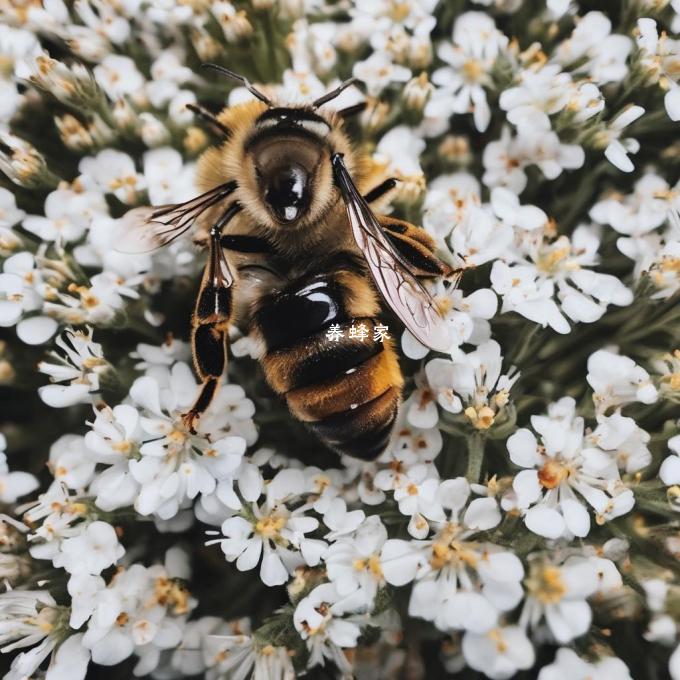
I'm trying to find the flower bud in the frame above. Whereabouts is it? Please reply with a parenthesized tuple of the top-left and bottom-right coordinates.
(403, 72, 434, 113)
(191, 27, 224, 61)
(18, 54, 104, 111)
(139, 113, 171, 147)
(0, 133, 60, 188)
(438, 135, 472, 165)
(214, 4, 254, 43)
(55, 114, 94, 151)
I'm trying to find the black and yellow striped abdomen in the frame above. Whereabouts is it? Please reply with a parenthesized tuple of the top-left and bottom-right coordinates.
(254, 267, 403, 460)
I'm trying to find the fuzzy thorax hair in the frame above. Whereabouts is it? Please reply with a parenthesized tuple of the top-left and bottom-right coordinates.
(194, 100, 384, 242)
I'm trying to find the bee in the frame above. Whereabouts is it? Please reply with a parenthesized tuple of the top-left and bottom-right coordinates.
(118, 65, 455, 460)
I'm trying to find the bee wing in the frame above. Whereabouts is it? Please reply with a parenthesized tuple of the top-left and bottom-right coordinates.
(114, 181, 237, 254)
(331, 154, 451, 353)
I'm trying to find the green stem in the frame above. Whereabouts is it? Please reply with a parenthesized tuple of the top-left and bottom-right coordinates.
(465, 432, 485, 484)
(509, 322, 541, 367)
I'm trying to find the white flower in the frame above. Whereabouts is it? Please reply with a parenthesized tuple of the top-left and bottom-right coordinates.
(500, 65, 571, 134)
(203, 631, 295, 680)
(139, 112, 171, 147)
(491, 262, 568, 334)
(601, 106, 645, 173)
(325, 515, 389, 610)
(507, 397, 635, 538)
(671, 643, 680, 680)
(524, 130, 586, 180)
(212, 469, 324, 586)
(0, 590, 77, 680)
(590, 172, 677, 237)
(352, 51, 411, 95)
(44, 271, 141, 326)
(288, 20, 339, 76)
(493, 223, 633, 330)
(423, 172, 481, 239)
(380, 411, 443, 464)
(75, 0, 130, 44)
(45, 633, 91, 680)
(321, 497, 366, 540)
(81, 561, 192, 675)
(0, 434, 39, 503)
(121, 362, 251, 518)
(48, 434, 96, 490)
(52, 520, 124, 576)
(79, 149, 146, 205)
(376, 463, 444, 538)
(382, 478, 522, 634)
(449, 203, 514, 269)
(423, 340, 517, 431)
(374, 125, 425, 185)
(462, 625, 535, 680)
(639, 236, 680, 299)
(589, 412, 652, 474)
(212, 2, 254, 42)
(0, 186, 25, 251)
(538, 647, 633, 680)
(39, 327, 110, 408)
(93, 54, 145, 100)
(15, 52, 100, 110)
(587, 349, 658, 414)
(521, 556, 603, 644)
(483, 128, 584, 191)
(0, 251, 58, 345)
(566, 81, 605, 123)
(143, 147, 196, 205)
(660, 435, 680, 488)
(429, 12, 507, 132)
(22, 185, 106, 244)
(85, 403, 144, 511)
(652, 349, 680, 401)
(491, 187, 548, 232)
(637, 18, 680, 122)
(556, 12, 632, 85)
(146, 49, 193, 107)
(293, 582, 362, 673)
(482, 127, 529, 193)
(131, 338, 191, 370)
(74, 215, 152, 280)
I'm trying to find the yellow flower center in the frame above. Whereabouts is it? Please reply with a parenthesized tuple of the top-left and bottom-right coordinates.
(464, 405, 496, 430)
(462, 59, 484, 82)
(255, 515, 286, 539)
(538, 459, 569, 489)
(527, 565, 567, 604)
(353, 554, 384, 578)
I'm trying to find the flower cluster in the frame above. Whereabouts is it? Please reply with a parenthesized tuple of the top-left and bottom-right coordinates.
(0, 1, 679, 679)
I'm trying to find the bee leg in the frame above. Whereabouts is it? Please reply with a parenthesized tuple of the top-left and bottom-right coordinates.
(220, 234, 274, 254)
(182, 326, 228, 435)
(379, 215, 457, 279)
(364, 178, 398, 204)
(337, 101, 367, 119)
(181, 207, 239, 434)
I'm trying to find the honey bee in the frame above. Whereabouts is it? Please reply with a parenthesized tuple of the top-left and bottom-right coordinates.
(118, 65, 455, 460)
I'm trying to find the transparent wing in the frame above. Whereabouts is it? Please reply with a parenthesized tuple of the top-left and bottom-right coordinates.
(114, 181, 237, 254)
(331, 154, 451, 353)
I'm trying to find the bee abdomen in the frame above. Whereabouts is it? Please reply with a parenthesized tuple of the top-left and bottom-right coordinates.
(256, 270, 403, 460)
(306, 381, 402, 460)
(261, 320, 403, 460)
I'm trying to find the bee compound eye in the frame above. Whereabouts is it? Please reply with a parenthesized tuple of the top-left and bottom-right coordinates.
(264, 164, 309, 223)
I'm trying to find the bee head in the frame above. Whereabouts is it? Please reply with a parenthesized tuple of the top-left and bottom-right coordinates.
(249, 108, 332, 224)
(200, 65, 359, 230)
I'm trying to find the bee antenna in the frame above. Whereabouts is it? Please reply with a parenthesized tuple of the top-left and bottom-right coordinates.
(201, 63, 273, 106)
(312, 77, 360, 109)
